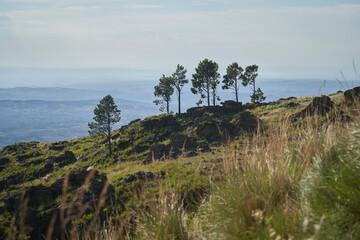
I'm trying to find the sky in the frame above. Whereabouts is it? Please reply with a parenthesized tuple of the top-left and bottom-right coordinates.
(0, 0, 360, 80)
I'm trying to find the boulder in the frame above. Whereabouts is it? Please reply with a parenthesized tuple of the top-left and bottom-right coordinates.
(278, 96, 297, 102)
(344, 86, 360, 105)
(6, 172, 24, 187)
(49, 141, 68, 151)
(142, 115, 177, 130)
(197, 141, 211, 153)
(111, 133, 121, 140)
(291, 96, 334, 121)
(0, 157, 10, 166)
(220, 100, 243, 112)
(0, 180, 6, 192)
(128, 142, 150, 154)
(128, 118, 141, 126)
(243, 102, 261, 110)
(195, 122, 221, 141)
(186, 107, 206, 118)
(33, 160, 53, 178)
(49, 151, 76, 167)
(50, 168, 108, 196)
(231, 111, 261, 135)
(17, 153, 33, 162)
(194, 115, 213, 126)
(167, 133, 198, 152)
(122, 171, 165, 183)
(26, 185, 57, 206)
(143, 134, 198, 163)
(233, 111, 260, 131)
(184, 151, 198, 158)
(186, 104, 243, 117)
(0, 157, 10, 172)
(2, 193, 21, 212)
(144, 144, 166, 163)
(118, 137, 134, 150)
(285, 102, 300, 108)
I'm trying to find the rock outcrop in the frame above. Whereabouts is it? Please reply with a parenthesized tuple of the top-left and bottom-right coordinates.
(48, 150, 76, 167)
(291, 96, 335, 121)
(344, 86, 360, 105)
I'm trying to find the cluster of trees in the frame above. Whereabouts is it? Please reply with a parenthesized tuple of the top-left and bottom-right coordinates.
(88, 59, 265, 156)
(153, 58, 265, 113)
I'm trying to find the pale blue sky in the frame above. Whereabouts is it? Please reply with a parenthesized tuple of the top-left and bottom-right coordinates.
(0, 0, 360, 79)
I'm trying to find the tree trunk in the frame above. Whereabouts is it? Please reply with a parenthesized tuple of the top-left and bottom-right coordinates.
(212, 88, 216, 106)
(253, 79, 256, 103)
(207, 82, 210, 107)
(107, 113, 112, 157)
(235, 80, 238, 103)
(166, 101, 169, 114)
(178, 90, 181, 114)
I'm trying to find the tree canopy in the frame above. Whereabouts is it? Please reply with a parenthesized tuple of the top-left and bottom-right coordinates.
(243, 64, 266, 103)
(191, 58, 220, 106)
(222, 62, 244, 103)
(153, 74, 175, 113)
(172, 64, 188, 114)
(88, 94, 121, 156)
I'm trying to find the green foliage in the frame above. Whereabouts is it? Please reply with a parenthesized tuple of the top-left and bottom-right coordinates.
(137, 195, 191, 240)
(251, 88, 266, 103)
(242, 64, 258, 87)
(152, 99, 165, 112)
(243, 64, 266, 103)
(154, 75, 175, 114)
(303, 126, 360, 238)
(2, 90, 360, 239)
(88, 94, 121, 156)
(172, 64, 188, 114)
(88, 95, 121, 137)
(222, 62, 244, 103)
(191, 58, 220, 106)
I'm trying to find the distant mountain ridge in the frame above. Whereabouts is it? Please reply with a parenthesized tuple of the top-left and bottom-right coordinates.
(0, 79, 354, 148)
(0, 87, 115, 101)
(0, 98, 158, 148)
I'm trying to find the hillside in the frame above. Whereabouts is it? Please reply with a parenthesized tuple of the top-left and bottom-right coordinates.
(0, 87, 359, 239)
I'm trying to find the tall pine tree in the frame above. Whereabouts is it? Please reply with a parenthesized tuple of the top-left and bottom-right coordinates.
(172, 64, 188, 114)
(222, 62, 244, 103)
(191, 58, 220, 106)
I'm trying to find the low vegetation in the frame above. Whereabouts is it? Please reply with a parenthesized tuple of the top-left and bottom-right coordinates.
(0, 87, 359, 239)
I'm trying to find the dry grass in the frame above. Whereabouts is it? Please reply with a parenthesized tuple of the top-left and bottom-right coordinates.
(7, 94, 360, 239)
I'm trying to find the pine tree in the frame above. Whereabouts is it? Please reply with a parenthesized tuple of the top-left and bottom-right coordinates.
(243, 64, 266, 103)
(153, 75, 175, 113)
(222, 62, 244, 103)
(172, 64, 188, 114)
(88, 95, 121, 157)
(191, 58, 220, 106)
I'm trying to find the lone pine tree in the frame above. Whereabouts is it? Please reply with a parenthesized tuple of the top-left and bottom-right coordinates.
(88, 94, 121, 157)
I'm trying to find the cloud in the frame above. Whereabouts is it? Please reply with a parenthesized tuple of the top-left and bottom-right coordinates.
(0, 15, 12, 40)
(1, 0, 50, 2)
(0, 3, 359, 75)
(123, 3, 163, 10)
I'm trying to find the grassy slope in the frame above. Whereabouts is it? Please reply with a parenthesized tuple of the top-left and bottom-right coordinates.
(1, 91, 360, 239)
